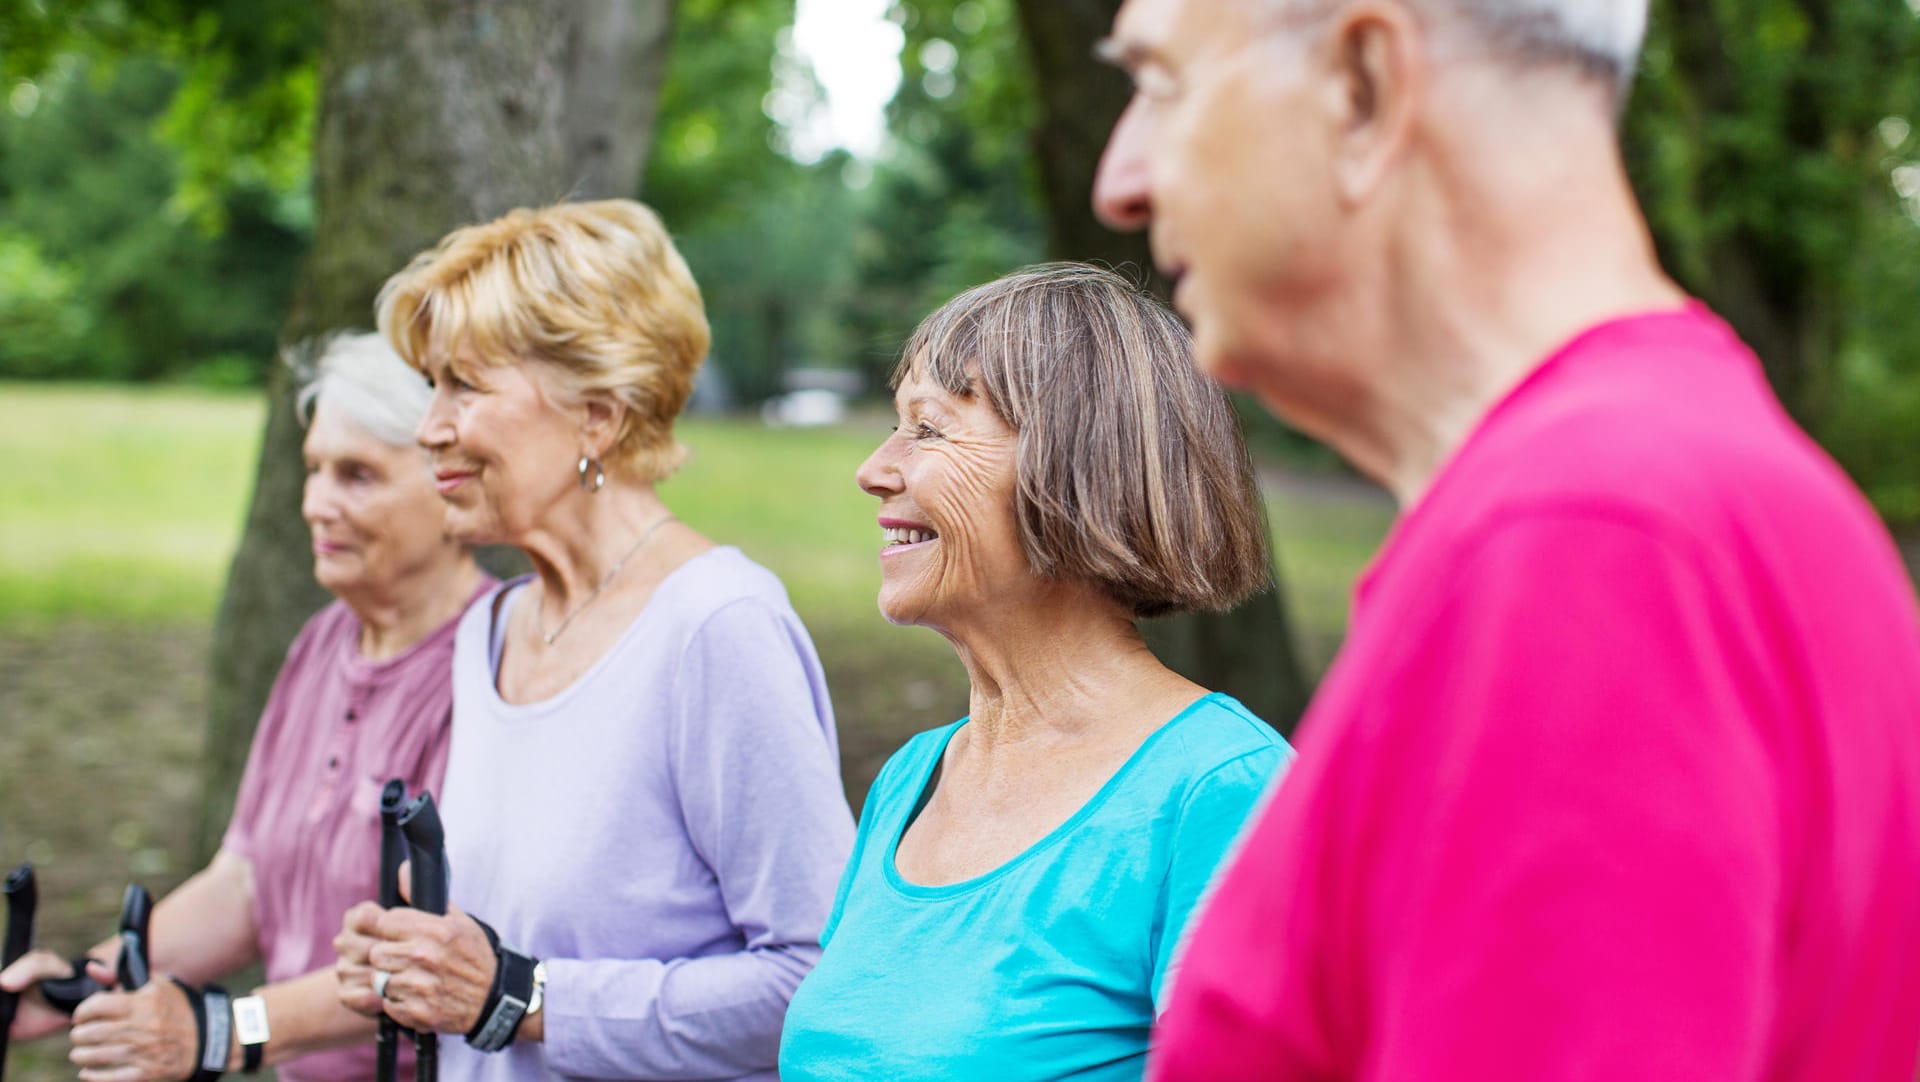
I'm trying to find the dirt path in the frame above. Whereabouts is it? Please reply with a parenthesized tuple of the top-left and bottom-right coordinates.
(0, 622, 209, 1080)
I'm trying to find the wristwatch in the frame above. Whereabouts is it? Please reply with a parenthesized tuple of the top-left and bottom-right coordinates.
(525, 961, 547, 1020)
(232, 994, 270, 1073)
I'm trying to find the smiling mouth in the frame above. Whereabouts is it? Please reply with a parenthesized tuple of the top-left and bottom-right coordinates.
(883, 526, 938, 547)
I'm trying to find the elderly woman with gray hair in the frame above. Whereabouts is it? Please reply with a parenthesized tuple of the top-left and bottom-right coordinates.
(779, 263, 1292, 1081)
(0, 334, 489, 1081)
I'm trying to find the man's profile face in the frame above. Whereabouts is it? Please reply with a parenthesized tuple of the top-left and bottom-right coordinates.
(1096, 0, 1345, 400)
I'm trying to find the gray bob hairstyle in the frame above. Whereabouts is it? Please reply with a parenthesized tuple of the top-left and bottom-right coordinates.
(899, 262, 1271, 618)
(293, 332, 433, 446)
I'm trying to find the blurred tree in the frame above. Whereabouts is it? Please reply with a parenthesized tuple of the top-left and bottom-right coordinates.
(645, 0, 868, 402)
(0, 55, 305, 381)
(843, 0, 1045, 389)
(197, 0, 676, 854)
(1624, 0, 1920, 523)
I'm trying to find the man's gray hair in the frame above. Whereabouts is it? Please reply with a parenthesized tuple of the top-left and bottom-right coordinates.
(1279, 0, 1648, 91)
(292, 332, 432, 447)
(1440, 0, 1648, 87)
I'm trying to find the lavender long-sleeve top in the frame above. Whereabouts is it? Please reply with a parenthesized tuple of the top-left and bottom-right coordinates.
(438, 547, 855, 1081)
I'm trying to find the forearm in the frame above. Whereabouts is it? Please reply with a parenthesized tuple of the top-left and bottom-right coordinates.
(543, 945, 815, 1079)
(87, 852, 259, 984)
(233, 967, 378, 1070)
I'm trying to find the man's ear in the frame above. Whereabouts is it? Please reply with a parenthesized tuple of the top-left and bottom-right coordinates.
(1320, 1, 1425, 206)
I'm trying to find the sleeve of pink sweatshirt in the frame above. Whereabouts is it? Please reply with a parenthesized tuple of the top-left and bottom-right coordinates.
(1347, 509, 1781, 1081)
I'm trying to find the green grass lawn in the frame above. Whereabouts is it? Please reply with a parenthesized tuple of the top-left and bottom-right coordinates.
(0, 383, 1390, 664)
(665, 417, 900, 636)
(0, 383, 266, 626)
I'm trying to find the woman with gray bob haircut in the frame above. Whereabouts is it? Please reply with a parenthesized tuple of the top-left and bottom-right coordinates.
(2, 332, 489, 1082)
(780, 263, 1292, 1081)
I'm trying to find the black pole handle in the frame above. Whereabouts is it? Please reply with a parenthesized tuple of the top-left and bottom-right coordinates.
(19, 872, 112, 1016)
(2, 865, 32, 967)
(395, 792, 446, 1082)
(1, 863, 37, 1082)
(37, 965, 104, 1016)
(376, 780, 409, 1082)
(380, 782, 409, 910)
(396, 794, 448, 917)
(114, 885, 152, 992)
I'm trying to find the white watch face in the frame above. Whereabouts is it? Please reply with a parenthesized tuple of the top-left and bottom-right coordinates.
(233, 995, 271, 1046)
(528, 961, 547, 1016)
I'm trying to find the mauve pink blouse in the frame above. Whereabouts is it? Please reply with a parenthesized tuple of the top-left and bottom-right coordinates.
(221, 583, 489, 1082)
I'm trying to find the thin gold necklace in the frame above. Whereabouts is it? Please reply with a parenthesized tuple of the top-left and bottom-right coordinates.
(537, 512, 676, 646)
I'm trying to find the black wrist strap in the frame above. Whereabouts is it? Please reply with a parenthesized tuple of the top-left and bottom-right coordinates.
(239, 1013, 264, 1076)
(470, 916, 501, 955)
(172, 979, 230, 1082)
(462, 917, 536, 1053)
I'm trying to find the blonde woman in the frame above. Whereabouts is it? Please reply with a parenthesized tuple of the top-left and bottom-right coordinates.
(332, 201, 854, 1082)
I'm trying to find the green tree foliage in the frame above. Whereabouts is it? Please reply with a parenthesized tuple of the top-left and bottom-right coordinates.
(841, 0, 1045, 386)
(0, 55, 304, 381)
(646, 0, 871, 401)
(1624, 0, 1920, 523)
(7, 0, 1917, 528)
(2, 0, 320, 229)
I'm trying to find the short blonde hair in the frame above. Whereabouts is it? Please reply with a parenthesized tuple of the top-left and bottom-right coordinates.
(376, 199, 711, 482)
(901, 263, 1271, 617)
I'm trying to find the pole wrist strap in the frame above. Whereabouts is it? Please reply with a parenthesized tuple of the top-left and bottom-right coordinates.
(463, 917, 537, 1053)
(172, 978, 231, 1082)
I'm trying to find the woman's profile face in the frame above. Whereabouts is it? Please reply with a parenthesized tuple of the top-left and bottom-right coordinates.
(854, 362, 1030, 631)
(302, 401, 456, 602)
(413, 347, 586, 547)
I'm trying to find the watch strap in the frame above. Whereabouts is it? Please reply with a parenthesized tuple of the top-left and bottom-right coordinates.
(231, 994, 269, 1073)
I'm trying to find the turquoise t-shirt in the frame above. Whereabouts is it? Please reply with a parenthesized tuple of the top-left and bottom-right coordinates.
(779, 692, 1289, 1081)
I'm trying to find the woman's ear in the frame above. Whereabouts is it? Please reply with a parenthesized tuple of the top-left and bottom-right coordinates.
(580, 393, 628, 461)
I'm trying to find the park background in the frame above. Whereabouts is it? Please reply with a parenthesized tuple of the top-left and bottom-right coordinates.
(1, 1, 1918, 1077)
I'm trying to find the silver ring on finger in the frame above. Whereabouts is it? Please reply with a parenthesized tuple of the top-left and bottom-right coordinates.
(372, 969, 392, 999)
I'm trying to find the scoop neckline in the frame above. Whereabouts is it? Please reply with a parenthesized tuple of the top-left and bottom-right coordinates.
(881, 691, 1226, 901)
(477, 546, 737, 719)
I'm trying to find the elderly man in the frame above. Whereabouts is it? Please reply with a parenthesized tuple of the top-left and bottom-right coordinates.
(1093, 2, 1920, 1081)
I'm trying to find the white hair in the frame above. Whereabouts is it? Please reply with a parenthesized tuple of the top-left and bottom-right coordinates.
(293, 332, 432, 447)
(1275, 0, 1648, 93)
(1440, 0, 1648, 88)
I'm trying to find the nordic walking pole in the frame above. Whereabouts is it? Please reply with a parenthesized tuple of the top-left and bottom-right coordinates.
(376, 780, 409, 1082)
(1, 863, 37, 1082)
(113, 885, 153, 992)
(397, 793, 448, 1082)
(27, 883, 144, 1017)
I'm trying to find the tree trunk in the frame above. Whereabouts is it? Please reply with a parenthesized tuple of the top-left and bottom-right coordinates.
(198, 0, 676, 857)
(1012, 0, 1312, 735)
(565, 0, 676, 200)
